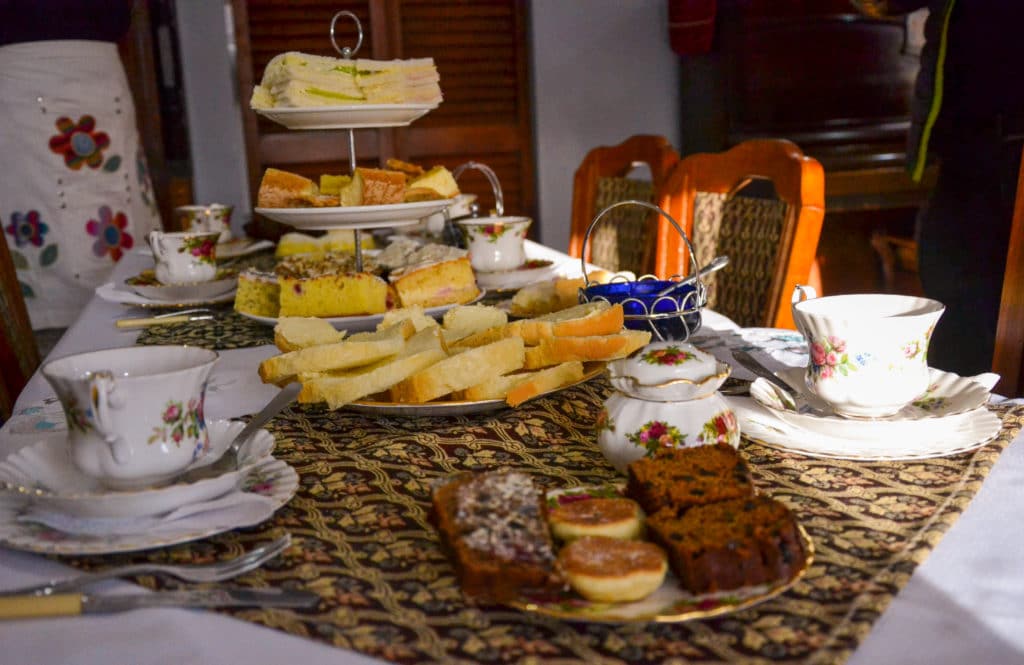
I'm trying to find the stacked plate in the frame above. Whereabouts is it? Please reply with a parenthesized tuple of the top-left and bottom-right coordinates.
(730, 367, 1002, 460)
(0, 420, 297, 554)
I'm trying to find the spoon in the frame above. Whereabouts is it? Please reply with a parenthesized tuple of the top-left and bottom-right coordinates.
(656, 255, 730, 297)
(178, 383, 300, 484)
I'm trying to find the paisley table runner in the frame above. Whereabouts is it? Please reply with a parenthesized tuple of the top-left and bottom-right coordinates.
(52, 374, 1024, 665)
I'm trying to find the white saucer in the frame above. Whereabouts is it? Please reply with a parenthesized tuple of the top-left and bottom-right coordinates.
(96, 280, 236, 309)
(0, 420, 273, 519)
(730, 397, 1002, 460)
(125, 269, 238, 302)
(749, 368, 991, 441)
(0, 457, 296, 555)
(216, 237, 275, 259)
(473, 259, 561, 292)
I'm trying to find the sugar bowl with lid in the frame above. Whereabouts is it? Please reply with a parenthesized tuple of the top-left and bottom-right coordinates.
(596, 341, 740, 473)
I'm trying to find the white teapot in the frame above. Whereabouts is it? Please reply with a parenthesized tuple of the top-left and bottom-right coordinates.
(596, 341, 740, 473)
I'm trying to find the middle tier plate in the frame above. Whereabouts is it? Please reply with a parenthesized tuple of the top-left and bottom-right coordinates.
(238, 291, 485, 333)
(254, 199, 454, 230)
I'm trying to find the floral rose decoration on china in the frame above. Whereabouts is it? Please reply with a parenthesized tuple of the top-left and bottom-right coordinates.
(627, 420, 687, 455)
(699, 411, 738, 446)
(809, 335, 861, 380)
(641, 345, 698, 366)
(179, 236, 217, 264)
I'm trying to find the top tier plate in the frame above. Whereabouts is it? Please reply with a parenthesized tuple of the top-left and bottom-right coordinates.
(254, 103, 438, 130)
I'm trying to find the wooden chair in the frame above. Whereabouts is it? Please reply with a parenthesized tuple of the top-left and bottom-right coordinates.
(992, 148, 1024, 397)
(568, 135, 680, 274)
(656, 139, 825, 330)
(0, 236, 40, 421)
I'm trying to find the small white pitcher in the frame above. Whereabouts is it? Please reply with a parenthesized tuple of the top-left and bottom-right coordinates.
(149, 230, 219, 284)
(42, 346, 218, 489)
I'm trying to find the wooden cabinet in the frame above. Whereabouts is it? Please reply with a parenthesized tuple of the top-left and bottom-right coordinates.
(678, 1, 931, 295)
(232, 0, 535, 236)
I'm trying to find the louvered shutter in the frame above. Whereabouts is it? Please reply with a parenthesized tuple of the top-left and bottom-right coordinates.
(233, 0, 535, 229)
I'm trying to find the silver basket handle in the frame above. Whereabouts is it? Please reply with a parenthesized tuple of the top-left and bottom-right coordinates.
(454, 161, 504, 217)
(580, 199, 704, 292)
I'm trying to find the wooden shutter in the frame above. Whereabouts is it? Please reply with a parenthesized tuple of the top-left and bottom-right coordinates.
(233, 0, 535, 231)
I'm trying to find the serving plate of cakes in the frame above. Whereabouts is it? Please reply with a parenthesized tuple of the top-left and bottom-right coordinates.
(431, 445, 813, 623)
(255, 199, 455, 230)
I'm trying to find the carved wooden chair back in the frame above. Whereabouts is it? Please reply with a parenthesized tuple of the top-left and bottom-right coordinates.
(656, 139, 825, 329)
(569, 135, 680, 274)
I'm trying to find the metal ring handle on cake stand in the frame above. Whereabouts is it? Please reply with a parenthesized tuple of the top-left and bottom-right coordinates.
(453, 161, 504, 217)
(579, 199, 708, 341)
(441, 161, 505, 247)
(328, 10, 369, 270)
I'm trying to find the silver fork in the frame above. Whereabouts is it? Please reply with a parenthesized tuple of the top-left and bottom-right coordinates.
(0, 534, 291, 597)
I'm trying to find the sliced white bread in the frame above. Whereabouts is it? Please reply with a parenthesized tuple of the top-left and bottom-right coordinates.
(347, 318, 416, 343)
(258, 323, 409, 385)
(454, 301, 624, 349)
(298, 347, 446, 408)
(390, 336, 525, 403)
(523, 329, 651, 369)
(296, 327, 444, 383)
(505, 360, 584, 407)
(376, 304, 441, 333)
(441, 304, 508, 343)
(517, 301, 624, 344)
(273, 316, 345, 353)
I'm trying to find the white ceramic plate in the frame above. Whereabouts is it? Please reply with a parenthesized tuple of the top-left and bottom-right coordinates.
(124, 270, 238, 302)
(0, 459, 297, 555)
(0, 420, 273, 519)
(216, 237, 276, 259)
(238, 291, 485, 333)
(253, 102, 438, 130)
(473, 259, 561, 292)
(96, 281, 236, 309)
(730, 397, 1002, 460)
(749, 368, 991, 441)
(254, 200, 455, 231)
(502, 484, 813, 623)
(344, 362, 606, 417)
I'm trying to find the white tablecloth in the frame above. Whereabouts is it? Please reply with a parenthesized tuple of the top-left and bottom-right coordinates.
(2, 242, 1022, 664)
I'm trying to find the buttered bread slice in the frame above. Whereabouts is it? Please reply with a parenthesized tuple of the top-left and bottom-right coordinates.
(258, 323, 409, 385)
(391, 337, 525, 403)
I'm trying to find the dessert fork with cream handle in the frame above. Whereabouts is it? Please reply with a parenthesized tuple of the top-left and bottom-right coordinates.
(0, 534, 290, 597)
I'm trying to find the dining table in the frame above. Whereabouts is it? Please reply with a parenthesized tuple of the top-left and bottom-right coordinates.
(1, 238, 1022, 665)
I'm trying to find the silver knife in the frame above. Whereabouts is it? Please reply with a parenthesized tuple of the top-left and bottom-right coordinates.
(0, 587, 318, 620)
(731, 349, 799, 395)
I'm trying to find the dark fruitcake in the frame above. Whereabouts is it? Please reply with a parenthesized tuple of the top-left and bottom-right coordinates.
(431, 471, 564, 602)
(625, 443, 755, 515)
(645, 495, 807, 593)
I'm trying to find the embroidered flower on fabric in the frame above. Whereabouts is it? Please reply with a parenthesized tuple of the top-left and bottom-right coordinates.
(48, 115, 111, 170)
(4, 210, 49, 247)
(86, 206, 133, 261)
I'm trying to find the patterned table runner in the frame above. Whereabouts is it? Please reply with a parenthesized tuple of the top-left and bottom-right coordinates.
(55, 374, 1024, 665)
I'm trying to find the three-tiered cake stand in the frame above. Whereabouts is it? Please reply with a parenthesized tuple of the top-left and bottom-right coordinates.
(251, 10, 454, 271)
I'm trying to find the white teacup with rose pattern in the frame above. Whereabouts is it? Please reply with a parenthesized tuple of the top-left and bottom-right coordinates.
(176, 203, 234, 244)
(41, 346, 218, 490)
(457, 216, 532, 273)
(791, 285, 944, 418)
(148, 230, 219, 285)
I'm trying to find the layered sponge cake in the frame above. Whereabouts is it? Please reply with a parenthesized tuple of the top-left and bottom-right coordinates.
(275, 252, 390, 317)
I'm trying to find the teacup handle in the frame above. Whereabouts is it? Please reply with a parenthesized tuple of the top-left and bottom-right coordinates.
(89, 373, 131, 464)
(792, 284, 817, 303)
(148, 231, 166, 262)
